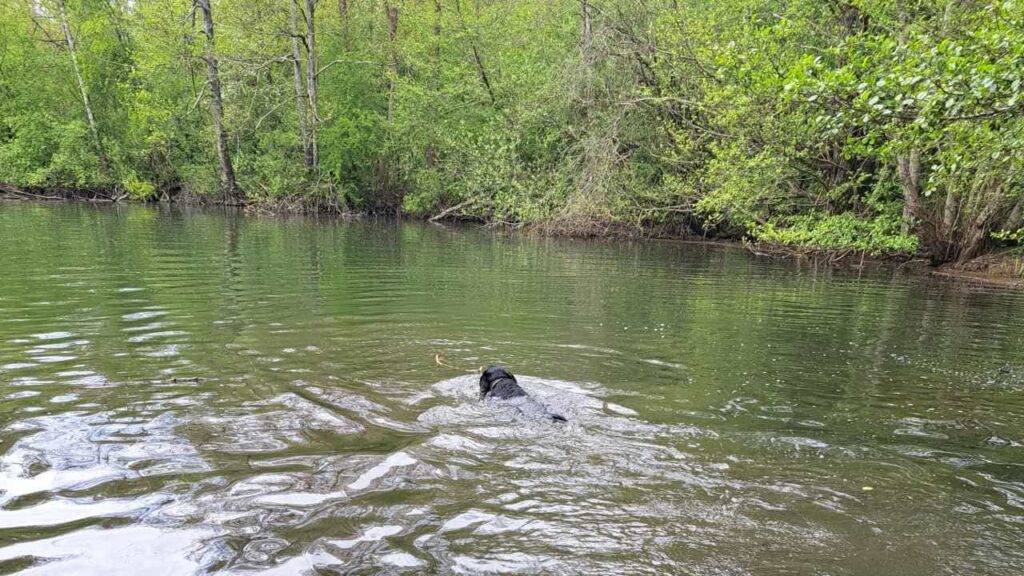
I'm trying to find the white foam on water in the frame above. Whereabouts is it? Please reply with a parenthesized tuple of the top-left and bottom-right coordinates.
(452, 553, 557, 575)
(0, 494, 168, 529)
(330, 525, 403, 549)
(440, 510, 495, 532)
(347, 452, 417, 491)
(0, 467, 132, 504)
(0, 525, 221, 576)
(253, 490, 347, 507)
(380, 551, 425, 568)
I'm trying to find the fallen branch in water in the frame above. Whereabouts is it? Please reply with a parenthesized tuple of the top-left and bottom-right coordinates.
(0, 184, 63, 201)
(428, 199, 478, 222)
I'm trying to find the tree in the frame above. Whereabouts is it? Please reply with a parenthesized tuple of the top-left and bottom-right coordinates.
(303, 0, 319, 172)
(55, 0, 107, 175)
(290, 0, 311, 170)
(194, 0, 241, 203)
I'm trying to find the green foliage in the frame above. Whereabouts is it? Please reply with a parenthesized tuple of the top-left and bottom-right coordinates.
(993, 228, 1024, 243)
(123, 172, 156, 199)
(1, 0, 1022, 260)
(646, 0, 1024, 259)
(755, 212, 918, 255)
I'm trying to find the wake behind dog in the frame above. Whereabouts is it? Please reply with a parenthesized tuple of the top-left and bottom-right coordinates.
(479, 366, 568, 423)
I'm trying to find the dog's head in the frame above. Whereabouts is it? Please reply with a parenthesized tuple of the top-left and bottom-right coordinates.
(479, 365, 516, 399)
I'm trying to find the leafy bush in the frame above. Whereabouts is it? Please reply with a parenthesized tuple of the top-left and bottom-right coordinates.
(754, 212, 918, 254)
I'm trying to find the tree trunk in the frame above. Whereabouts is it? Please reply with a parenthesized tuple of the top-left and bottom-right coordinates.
(304, 0, 319, 172)
(580, 0, 593, 55)
(196, 0, 241, 203)
(56, 0, 108, 174)
(289, 0, 312, 170)
(470, 45, 497, 107)
(956, 180, 1002, 264)
(960, 214, 991, 264)
(836, 2, 868, 36)
(897, 151, 921, 237)
(385, 1, 399, 123)
(578, 0, 595, 107)
(338, 0, 349, 48)
(453, 0, 499, 111)
(426, 0, 441, 168)
(432, 0, 441, 87)
(941, 188, 959, 239)
(1002, 196, 1024, 232)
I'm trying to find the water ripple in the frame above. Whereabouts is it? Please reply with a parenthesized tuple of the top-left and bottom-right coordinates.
(2, 204, 1024, 575)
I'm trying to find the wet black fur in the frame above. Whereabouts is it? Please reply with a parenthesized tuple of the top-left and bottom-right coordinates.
(479, 366, 567, 423)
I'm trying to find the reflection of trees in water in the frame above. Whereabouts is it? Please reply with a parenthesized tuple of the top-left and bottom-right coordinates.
(219, 211, 243, 346)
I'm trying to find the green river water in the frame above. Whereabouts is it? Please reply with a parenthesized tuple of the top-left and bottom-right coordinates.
(1, 202, 1024, 575)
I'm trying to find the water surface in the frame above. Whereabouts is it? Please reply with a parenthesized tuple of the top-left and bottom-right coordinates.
(1, 203, 1024, 575)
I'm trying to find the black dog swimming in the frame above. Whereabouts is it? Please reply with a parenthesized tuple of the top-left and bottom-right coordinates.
(479, 366, 567, 423)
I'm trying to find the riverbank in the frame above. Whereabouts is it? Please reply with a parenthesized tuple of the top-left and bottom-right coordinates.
(747, 240, 1024, 288)
(3, 188, 1022, 288)
(932, 252, 1024, 288)
(0, 183, 124, 203)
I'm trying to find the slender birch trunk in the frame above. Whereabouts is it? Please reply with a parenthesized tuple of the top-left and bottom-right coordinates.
(337, 0, 349, 48)
(897, 151, 921, 237)
(385, 2, 400, 124)
(57, 0, 108, 174)
(196, 0, 241, 202)
(290, 0, 312, 169)
(304, 0, 319, 172)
